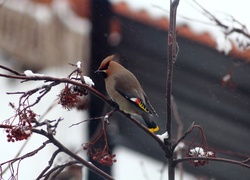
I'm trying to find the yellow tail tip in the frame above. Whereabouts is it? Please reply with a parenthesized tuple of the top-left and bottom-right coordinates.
(148, 126, 159, 133)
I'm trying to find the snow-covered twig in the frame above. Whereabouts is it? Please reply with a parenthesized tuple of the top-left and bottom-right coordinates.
(24, 70, 44, 77)
(83, 76, 95, 87)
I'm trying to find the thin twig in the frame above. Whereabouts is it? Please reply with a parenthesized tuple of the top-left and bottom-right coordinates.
(0, 73, 110, 106)
(0, 138, 30, 175)
(69, 116, 103, 128)
(0, 140, 50, 167)
(37, 149, 61, 179)
(0, 64, 24, 76)
(44, 161, 79, 180)
(242, 158, 250, 164)
(172, 122, 196, 151)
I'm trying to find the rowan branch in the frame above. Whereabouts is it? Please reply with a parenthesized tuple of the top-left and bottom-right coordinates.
(167, 1, 180, 180)
(166, 0, 180, 142)
(175, 156, 250, 169)
(0, 65, 168, 151)
(32, 128, 114, 180)
(120, 111, 167, 151)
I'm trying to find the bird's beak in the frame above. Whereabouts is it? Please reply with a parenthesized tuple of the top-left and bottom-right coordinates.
(95, 69, 106, 74)
(95, 69, 107, 78)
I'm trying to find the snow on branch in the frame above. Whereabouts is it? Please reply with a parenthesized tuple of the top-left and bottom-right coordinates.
(83, 76, 94, 87)
(157, 131, 169, 142)
(24, 70, 44, 77)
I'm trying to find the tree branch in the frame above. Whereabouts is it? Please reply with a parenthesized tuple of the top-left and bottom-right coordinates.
(120, 111, 167, 151)
(37, 149, 61, 179)
(174, 156, 250, 169)
(172, 122, 196, 151)
(0, 140, 50, 178)
(43, 161, 80, 180)
(166, 0, 180, 141)
(167, 1, 180, 180)
(32, 129, 114, 180)
(0, 66, 168, 151)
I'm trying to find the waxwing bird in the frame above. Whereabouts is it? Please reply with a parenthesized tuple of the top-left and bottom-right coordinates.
(95, 55, 159, 133)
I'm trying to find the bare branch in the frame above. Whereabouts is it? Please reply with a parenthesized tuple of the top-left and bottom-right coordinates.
(0, 140, 50, 178)
(37, 149, 61, 179)
(0, 64, 168, 151)
(32, 128, 115, 180)
(172, 122, 196, 151)
(0, 64, 24, 76)
(175, 156, 250, 169)
(69, 116, 104, 128)
(43, 161, 79, 180)
(1, 139, 30, 176)
(166, 0, 180, 142)
(0, 72, 110, 106)
(167, 1, 180, 180)
(243, 158, 250, 164)
(7, 81, 60, 112)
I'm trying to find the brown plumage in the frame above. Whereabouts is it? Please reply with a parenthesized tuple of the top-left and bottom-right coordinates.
(95, 55, 159, 133)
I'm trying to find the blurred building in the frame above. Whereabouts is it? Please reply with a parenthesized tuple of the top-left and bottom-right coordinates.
(0, 0, 250, 180)
(0, 0, 91, 72)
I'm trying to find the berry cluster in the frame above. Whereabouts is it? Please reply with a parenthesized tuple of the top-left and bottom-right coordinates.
(83, 144, 117, 167)
(187, 147, 216, 166)
(5, 108, 36, 142)
(6, 126, 32, 142)
(93, 151, 116, 167)
(58, 84, 87, 110)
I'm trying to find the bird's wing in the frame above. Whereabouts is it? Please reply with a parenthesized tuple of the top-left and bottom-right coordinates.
(112, 73, 151, 114)
(116, 89, 152, 115)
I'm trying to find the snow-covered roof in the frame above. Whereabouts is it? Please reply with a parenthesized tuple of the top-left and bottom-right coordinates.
(3, 0, 250, 61)
(110, 0, 250, 61)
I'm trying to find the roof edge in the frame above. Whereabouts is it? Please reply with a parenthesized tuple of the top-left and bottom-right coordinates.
(112, 2, 250, 62)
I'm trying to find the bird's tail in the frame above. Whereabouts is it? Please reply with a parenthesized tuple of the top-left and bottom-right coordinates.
(141, 113, 159, 133)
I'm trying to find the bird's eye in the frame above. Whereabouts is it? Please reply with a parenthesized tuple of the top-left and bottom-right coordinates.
(103, 61, 110, 70)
